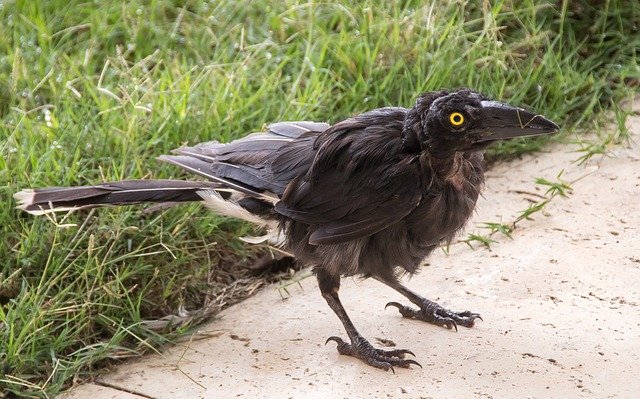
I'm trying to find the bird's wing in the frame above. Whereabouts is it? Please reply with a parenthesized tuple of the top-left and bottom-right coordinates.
(159, 121, 330, 196)
(274, 108, 422, 245)
(171, 121, 329, 165)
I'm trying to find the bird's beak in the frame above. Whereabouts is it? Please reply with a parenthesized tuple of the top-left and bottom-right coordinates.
(474, 100, 559, 142)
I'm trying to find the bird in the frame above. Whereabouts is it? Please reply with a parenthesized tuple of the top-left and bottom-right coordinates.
(14, 88, 559, 372)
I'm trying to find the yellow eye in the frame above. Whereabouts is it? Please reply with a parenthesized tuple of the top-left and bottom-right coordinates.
(449, 112, 465, 126)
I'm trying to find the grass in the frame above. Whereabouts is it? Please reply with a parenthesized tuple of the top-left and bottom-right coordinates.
(461, 171, 574, 250)
(1, 0, 639, 397)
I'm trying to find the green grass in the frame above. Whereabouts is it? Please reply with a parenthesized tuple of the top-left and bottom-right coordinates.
(1, 0, 639, 397)
(461, 171, 574, 249)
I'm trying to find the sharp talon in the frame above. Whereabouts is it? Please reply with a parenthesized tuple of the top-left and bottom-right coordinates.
(389, 299, 480, 331)
(401, 349, 416, 358)
(325, 334, 420, 372)
(385, 302, 402, 310)
(477, 315, 484, 322)
(325, 336, 344, 346)
(442, 318, 458, 331)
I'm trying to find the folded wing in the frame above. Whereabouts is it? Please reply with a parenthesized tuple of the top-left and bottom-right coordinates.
(274, 108, 423, 245)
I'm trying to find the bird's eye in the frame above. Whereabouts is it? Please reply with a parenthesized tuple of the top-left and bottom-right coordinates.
(449, 112, 465, 127)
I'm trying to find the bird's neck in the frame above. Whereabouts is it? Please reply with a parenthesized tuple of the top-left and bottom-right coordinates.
(415, 148, 486, 196)
(431, 152, 462, 177)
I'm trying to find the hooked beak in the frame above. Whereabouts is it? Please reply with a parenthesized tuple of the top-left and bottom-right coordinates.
(474, 101, 559, 142)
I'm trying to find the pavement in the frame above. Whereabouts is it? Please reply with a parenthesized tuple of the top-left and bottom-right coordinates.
(60, 101, 640, 399)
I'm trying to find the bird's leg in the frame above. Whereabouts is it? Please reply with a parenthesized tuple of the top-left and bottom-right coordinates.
(317, 269, 421, 372)
(380, 278, 481, 331)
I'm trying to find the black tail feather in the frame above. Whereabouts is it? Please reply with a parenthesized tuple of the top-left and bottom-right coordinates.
(14, 179, 222, 215)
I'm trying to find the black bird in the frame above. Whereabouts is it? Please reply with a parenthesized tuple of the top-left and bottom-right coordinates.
(15, 88, 559, 371)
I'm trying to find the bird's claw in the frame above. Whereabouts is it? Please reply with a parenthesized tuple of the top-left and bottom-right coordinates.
(385, 300, 481, 330)
(325, 336, 344, 346)
(325, 335, 421, 372)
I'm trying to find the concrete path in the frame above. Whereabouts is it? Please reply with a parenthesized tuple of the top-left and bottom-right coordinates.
(60, 103, 640, 399)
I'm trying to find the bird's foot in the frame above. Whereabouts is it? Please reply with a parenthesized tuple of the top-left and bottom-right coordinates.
(385, 299, 481, 331)
(325, 336, 421, 372)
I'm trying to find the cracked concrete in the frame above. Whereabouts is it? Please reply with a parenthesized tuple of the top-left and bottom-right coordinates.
(60, 101, 640, 399)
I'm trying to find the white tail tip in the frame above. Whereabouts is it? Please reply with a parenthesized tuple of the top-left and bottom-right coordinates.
(13, 189, 35, 211)
(13, 189, 77, 215)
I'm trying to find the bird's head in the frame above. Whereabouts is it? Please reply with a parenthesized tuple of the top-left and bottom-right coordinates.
(403, 88, 559, 156)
